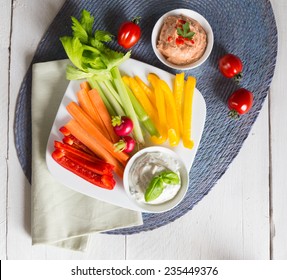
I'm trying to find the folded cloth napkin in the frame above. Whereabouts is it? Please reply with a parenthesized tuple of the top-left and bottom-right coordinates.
(31, 59, 143, 251)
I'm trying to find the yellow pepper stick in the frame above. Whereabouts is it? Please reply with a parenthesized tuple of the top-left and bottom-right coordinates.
(159, 79, 180, 147)
(148, 73, 167, 144)
(182, 76, 196, 149)
(135, 75, 156, 104)
(128, 77, 157, 122)
(122, 75, 131, 86)
(123, 75, 161, 136)
(173, 72, 185, 136)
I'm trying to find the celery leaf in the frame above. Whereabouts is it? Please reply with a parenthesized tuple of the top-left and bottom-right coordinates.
(60, 36, 85, 71)
(60, 9, 131, 81)
(71, 17, 89, 44)
(80, 10, 94, 36)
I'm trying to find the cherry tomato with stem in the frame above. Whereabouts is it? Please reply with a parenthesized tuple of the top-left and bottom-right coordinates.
(219, 53, 243, 83)
(228, 88, 253, 118)
(117, 17, 141, 49)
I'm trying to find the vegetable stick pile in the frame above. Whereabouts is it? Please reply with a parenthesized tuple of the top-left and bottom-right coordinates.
(52, 82, 129, 190)
(51, 9, 197, 190)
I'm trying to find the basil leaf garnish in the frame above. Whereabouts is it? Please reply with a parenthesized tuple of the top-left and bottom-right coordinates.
(144, 176, 164, 202)
(161, 171, 180, 185)
(144, 171, 180, 202)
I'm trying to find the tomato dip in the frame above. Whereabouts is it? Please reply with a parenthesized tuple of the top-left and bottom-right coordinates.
(157, 15, 207, 65)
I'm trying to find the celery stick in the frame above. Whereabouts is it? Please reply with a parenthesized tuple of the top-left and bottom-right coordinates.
(87, 78, 116, 116)
(125, 84, 159, 137)
(97, 81, 125, 116)
(103, 80, 123, 107)
(111, 67, 145, 144)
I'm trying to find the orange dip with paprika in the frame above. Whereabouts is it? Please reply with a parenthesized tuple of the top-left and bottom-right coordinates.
(157, 15, 207, 65)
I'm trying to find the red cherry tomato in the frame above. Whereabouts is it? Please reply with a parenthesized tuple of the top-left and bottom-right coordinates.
(117, 17, 141, 49)
(228, 88, 253, 118)
(219, 54, 243, 82)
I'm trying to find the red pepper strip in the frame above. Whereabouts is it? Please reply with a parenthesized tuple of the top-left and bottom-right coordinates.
(60, 126, 95, 155)
(54, 141, 114, 170)
(62, 135, 95, 156)
(62, 135, 85, 152)
(52, 150, 115, 190)
(59, 126, 71, 136)
(62, 136, 73, 145)
(52, 149, 65, 160)
(55, 148, 113, 176)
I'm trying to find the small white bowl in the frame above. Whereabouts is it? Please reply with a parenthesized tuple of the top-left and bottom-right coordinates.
(123, 146, 189, 213)
(151, 8, 214, 70)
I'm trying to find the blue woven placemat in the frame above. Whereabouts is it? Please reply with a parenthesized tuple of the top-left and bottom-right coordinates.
(15, 0, 277, 235)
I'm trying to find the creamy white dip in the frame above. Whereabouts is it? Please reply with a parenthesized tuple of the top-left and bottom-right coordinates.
(128, 151, 181, 205)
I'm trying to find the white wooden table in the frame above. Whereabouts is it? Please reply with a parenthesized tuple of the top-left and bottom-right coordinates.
(1, 0, 286, 260)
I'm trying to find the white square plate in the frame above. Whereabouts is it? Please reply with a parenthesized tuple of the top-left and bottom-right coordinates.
(46, 58, 206, 212)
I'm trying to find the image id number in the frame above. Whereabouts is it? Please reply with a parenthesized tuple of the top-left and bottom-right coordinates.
(164, 266, 219, 276)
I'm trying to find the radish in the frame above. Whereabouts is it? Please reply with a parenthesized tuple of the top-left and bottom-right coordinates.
(114, 136, 136, 153)
(112, 116, 133, 136)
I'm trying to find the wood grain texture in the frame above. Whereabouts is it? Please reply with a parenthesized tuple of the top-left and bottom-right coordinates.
(43, 235, 126, 260)
(269, 0, 287, 260)
(126, 102, 269, 260)
(2, 0, 286, 260)
(0, 0, 12, 261)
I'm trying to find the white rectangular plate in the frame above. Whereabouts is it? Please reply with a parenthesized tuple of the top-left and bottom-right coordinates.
(46, 58, 206, 212)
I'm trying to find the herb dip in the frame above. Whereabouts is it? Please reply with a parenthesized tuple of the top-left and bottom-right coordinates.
(128, 151, 181, 205)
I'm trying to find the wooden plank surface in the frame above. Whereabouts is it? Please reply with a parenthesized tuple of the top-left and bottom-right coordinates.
(2, 0, 285, 260)
(0, 0, 12, 260)
(269, 0, 287, 260)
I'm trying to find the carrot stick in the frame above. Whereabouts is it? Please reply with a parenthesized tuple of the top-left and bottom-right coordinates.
(80, 81, 91, 92)
(77, 88, 111, 140)
(87, 88, 119, 143)
(66, 102, 129, 165)
(65, 119, 124, 178)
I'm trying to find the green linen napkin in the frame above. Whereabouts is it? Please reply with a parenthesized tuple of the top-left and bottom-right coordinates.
(31, 59, 143, 251)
